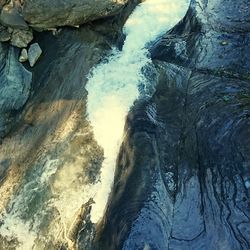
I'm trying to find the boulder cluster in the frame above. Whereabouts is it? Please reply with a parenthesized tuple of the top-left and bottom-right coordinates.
(0, 0, 129, 65)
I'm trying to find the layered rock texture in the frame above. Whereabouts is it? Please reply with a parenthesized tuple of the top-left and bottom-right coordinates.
(94, 0, 250, 249)
(0, 0, 249, 249)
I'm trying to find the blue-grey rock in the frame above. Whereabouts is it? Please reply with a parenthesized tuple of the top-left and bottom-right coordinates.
(0, 42, 32, 137)
(19, 47, 28, 62)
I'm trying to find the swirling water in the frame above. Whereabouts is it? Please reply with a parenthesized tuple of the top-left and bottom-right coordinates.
(0, 0, 189, 249)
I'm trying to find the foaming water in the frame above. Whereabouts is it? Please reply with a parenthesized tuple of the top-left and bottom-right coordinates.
(86, 0, 190, 223)
(0, 158, 59, 250)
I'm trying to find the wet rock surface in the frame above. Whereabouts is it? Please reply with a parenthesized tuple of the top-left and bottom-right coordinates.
(0, 0, 249, 249)
(0, 25, 11, 41)
(94, 0, 250, 249)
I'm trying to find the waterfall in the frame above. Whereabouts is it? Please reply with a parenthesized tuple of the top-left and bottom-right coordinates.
(0, 0, 189, 249)
(86, 0, 190, 223)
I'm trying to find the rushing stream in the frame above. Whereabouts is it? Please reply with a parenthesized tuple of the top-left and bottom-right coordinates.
(86, 0, 190, 223)
(0, 0, 189, 249)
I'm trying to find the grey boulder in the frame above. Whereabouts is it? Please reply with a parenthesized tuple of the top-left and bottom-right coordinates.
(27, 42, 42, 67)
(10, 28, 33, 47)
(22, 0, 130, 29)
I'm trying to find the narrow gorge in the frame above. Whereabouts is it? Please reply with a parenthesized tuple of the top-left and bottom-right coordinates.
(0, 0, 249, 250)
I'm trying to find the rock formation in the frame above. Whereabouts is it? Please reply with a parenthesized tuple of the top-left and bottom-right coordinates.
(0, 0, 249, 249)
(0, 0, 132, 47)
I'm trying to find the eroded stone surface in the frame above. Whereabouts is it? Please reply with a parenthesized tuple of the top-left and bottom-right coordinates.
(10, 28, 33, 47)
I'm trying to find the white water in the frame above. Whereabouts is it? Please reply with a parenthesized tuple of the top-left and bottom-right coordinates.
(0, 158, 59, 250)
(0, 0, 189, 248)
(86, 0, 190, 223)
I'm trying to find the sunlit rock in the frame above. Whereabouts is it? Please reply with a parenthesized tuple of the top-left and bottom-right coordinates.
(22, 0, 131, 29)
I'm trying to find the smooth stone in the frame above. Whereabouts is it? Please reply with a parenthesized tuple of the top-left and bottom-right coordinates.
(28, 42, 42, 67)
(19, 48, 28, 62)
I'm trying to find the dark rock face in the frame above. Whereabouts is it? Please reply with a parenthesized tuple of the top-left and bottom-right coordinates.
(94, 0, 250, 249)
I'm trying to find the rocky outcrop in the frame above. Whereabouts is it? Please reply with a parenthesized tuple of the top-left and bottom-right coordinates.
(0, 0, 133, 48)
(0, 0, 248, 249)
(94, 0, 250, 249)
(0, 24, 109, 249)
(22, 0, 131, 30)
